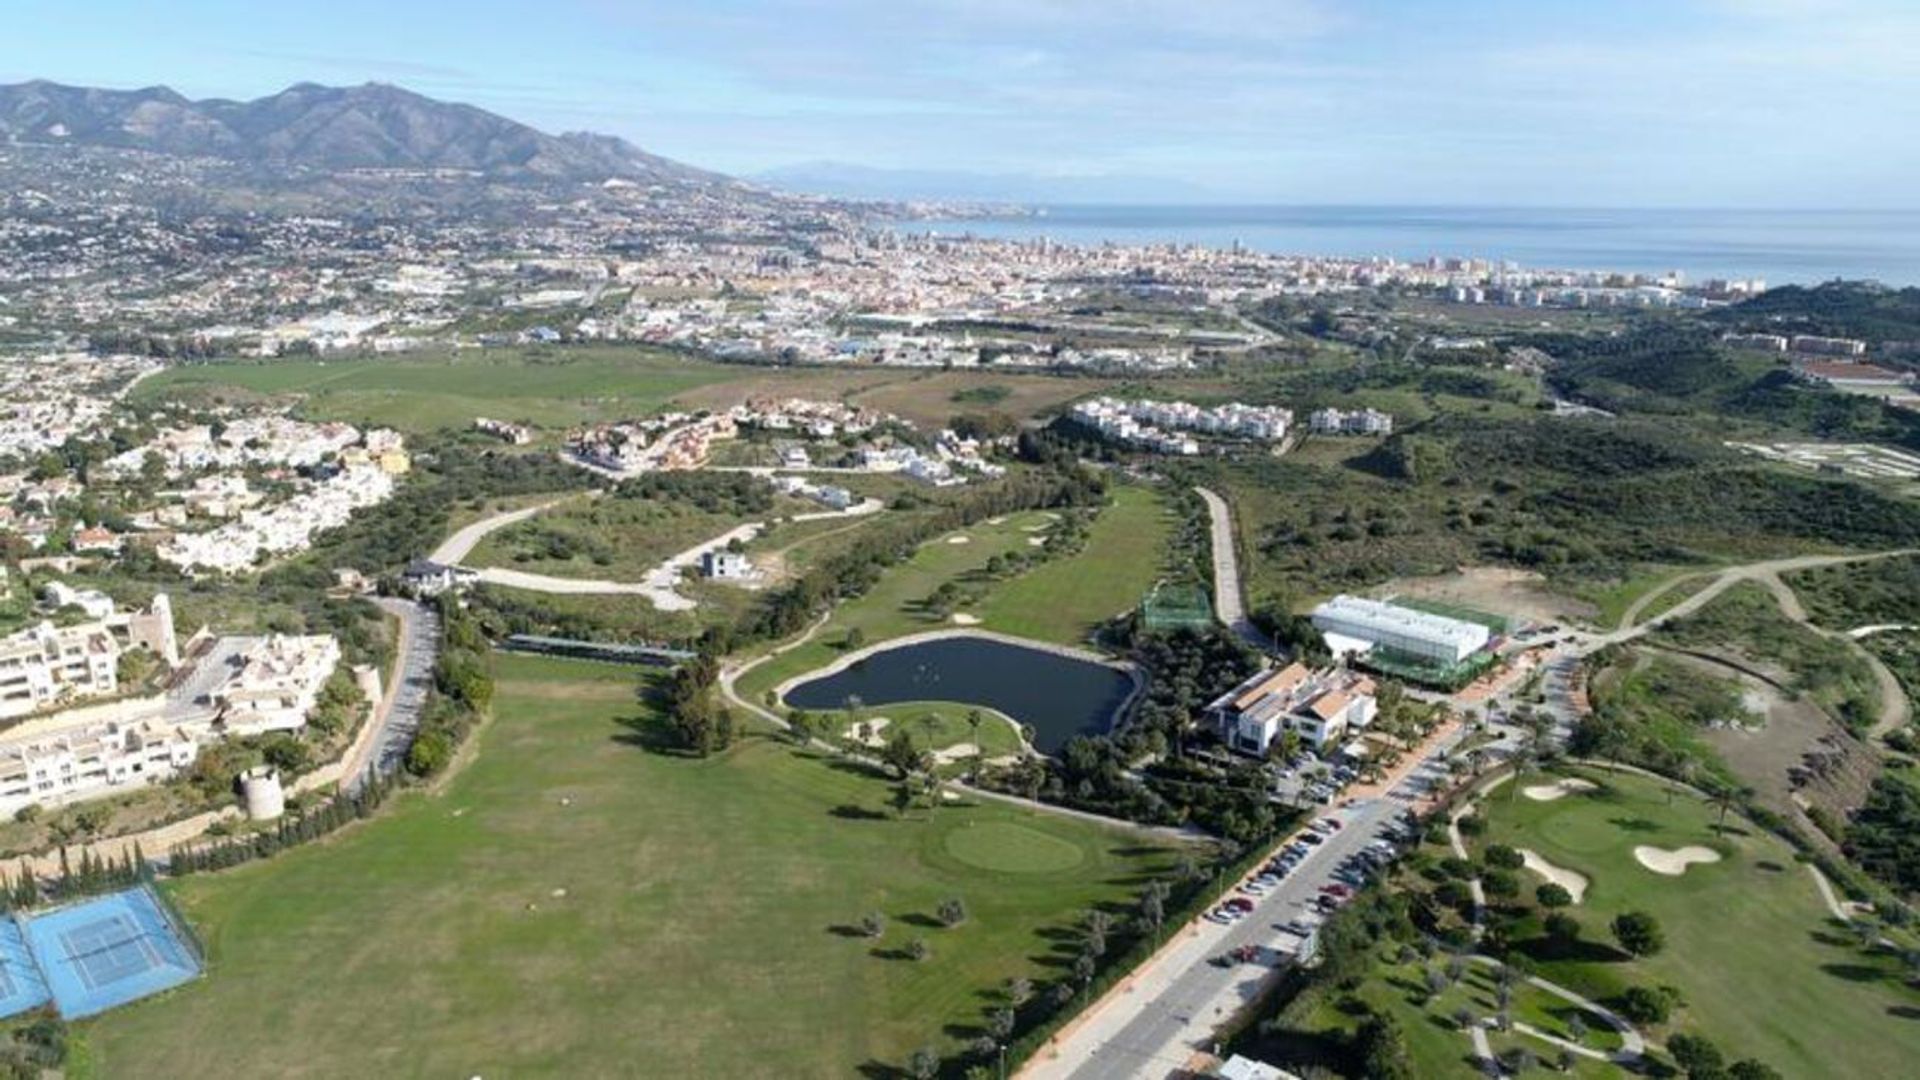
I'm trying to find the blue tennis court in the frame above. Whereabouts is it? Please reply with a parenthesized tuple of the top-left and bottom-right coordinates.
(0, 919, 51, 1020)
(19, 886, 201, 1019)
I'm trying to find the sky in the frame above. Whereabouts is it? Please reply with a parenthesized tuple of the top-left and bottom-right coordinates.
(3, 0, 1918, 206)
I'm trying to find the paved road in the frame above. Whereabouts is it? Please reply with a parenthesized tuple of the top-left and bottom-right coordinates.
(346, 597, 439, 793)
(1193, 486, 1271, 653)
(429, 495, 584, 565)
(1028, 734, 1465, 1080)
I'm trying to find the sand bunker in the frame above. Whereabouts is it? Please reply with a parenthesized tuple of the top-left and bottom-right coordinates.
(844, 717, 892, 746)
(1028, 537, 1047, 546)
(932, 742, 979, 765)
(1519, 848, 1589, 904)
(1634, 845, 1722, 876)
(1523, 777, 1598, 802)
(950, 613, 981, 625)
(947, 535, 972, 545)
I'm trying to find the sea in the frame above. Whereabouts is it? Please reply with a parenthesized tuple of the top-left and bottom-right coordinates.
(886, 205, 1920, 287)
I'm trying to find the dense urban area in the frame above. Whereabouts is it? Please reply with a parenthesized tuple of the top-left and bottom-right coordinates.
(2, 77, 1920, 1080)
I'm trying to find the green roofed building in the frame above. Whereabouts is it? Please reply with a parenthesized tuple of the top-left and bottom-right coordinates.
(1139, 580, 1214, 634)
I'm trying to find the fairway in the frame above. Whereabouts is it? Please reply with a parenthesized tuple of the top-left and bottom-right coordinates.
(82, 657, 1180, 1078)
(976, 485, 1174, 645)
(134, 348, 745, 433)
(738, 487, 1173, 705)
(1478, 767, 1920, 1078)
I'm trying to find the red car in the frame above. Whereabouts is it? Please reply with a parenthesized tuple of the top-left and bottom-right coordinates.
(1321, 883, 1352, 898)
(1224, 897, 1255, 913)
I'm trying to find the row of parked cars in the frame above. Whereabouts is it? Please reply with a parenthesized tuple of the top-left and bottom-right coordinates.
(1206, 817, 1349, 924)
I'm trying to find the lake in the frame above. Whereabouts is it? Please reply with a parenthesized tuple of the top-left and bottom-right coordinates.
(782, 636, 1136, 755)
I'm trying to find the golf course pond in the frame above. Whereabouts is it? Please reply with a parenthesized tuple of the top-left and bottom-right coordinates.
(782, 635, 1137, 754)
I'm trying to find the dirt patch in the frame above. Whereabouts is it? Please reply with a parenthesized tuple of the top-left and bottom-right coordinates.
(950, 613, 981, 625)
(1634, 845, 1722, 876)
(1380, 565, 1594, 624)
(947, 535, 972, 545)
(1685, 653, 1878, 836)
(1522, 777, 1597, 802)
(1519, 848, 1589, 903)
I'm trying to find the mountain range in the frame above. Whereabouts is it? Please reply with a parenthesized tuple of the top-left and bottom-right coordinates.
(0, 80, 726, 186)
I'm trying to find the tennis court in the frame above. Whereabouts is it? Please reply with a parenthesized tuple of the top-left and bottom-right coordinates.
(0, 920, 50, 1020)
(16, 886, 201, 1019)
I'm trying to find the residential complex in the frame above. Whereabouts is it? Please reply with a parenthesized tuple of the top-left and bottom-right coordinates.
(0, 631, 342, 818)
(1068, 397, 1296, 455)
(1308, 407, 1395, 436)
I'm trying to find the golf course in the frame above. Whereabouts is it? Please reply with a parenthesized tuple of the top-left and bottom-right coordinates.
(79, 656, 1187, 1077)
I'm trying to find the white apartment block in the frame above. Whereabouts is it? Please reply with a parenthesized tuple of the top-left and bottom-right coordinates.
(0, 621, 119, 721)
(0, 631, 342, 817)
(1309, 407, 1395, 436)
(1068, 397, 1292, 455)
(0, 713, 199, 818)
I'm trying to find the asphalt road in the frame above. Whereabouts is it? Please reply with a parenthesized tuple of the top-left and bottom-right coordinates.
(1193, 486, 1271, 652)
(349, 597, 439, 792)
(1046, 736, 1464, 1080)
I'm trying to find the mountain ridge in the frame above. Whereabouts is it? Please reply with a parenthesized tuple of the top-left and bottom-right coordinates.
(0, 79, 727, 186)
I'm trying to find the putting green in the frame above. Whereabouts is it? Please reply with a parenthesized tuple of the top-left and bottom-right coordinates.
(943, 821, 1088, 874)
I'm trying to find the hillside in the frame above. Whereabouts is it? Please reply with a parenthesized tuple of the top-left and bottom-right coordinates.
(0, 79, 728, 186)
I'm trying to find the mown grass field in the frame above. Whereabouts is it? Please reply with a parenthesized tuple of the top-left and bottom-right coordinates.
(133, 347, 742, 433)
(973, 485, 1172, 646)
(733, 510, 1058, 703)
(81, 657, 1180, 1078)
(1476, 766, 1920, 1078)
(466, 491, 817, 583)
(736, 486, 1173, 706)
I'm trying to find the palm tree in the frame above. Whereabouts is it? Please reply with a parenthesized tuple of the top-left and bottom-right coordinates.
(967, 708, 985, 748)
(1705, 782, 1748, 831)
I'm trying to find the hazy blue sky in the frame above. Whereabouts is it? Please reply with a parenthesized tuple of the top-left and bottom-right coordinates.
(4, 0, 1917, 205)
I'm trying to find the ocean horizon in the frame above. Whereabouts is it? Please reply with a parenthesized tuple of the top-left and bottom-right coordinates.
(888, 204, 1920, 287)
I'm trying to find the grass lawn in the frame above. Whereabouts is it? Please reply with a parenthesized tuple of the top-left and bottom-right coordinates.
(133, 347, 744, 433)
(837, 702, 1028, 761)
(81, 657, 1182, 1078)
(738, 486, 1175, 708)
(1475, 765, 1920, 1078)
(732, 511, 1057, 702)
(976, 485, 1173, 646)
(466, 491, 815, 583)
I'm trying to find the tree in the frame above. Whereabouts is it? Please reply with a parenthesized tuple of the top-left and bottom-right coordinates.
(844, 628, 867, 652)
(1616, 985, 1673, 1025)
(1704, 782, 1749, 831)
(1729, 1060, 1783, 1080)
(906, 1047, 940, 1080)
(1612, 910, 1666, 958)
(1353, 1013, 1414, 1080)
(1544, 911, 1581, 945)
(907, 938, 930, 962)
(882, 728, 931, 780)
(1536, 883, 1574, 909)
(860, 912, 886, 938)
(1485, 844, 1525, 870)
(1006, 976, 1033, 1009)
(1668, 1033, 1725, 1078)
(938, 897, 969, 927)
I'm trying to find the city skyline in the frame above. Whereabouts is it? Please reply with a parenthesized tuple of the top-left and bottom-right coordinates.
(4, 0, 1919, 207)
